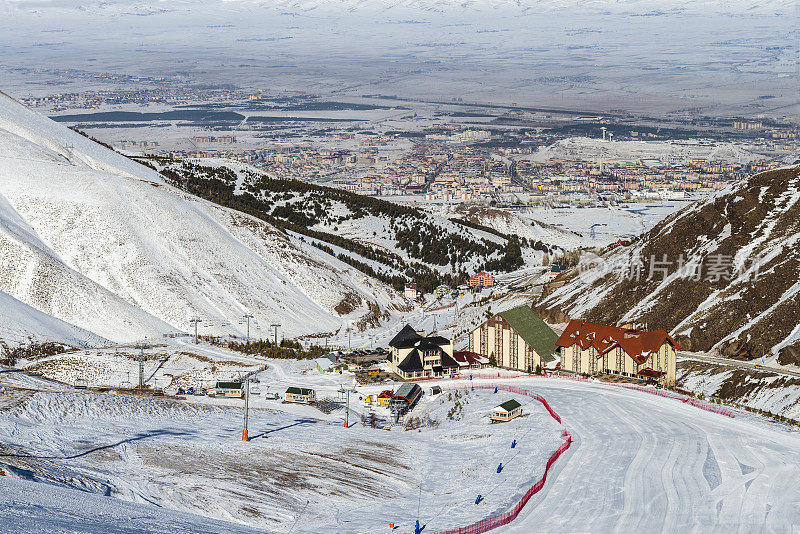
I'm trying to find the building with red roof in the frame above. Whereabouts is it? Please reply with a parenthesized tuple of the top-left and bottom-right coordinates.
(555, 320, 679, 386)
(469, 271, 495, 288)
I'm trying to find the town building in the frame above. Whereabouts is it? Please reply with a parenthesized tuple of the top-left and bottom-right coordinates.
(377, 390, 394, 407)
(452, 351, 490, 371)
(404, 283, 419, 299)
(469, 271, 496, 288)
(285, 387, 316, 404)
(388, 325, 459, 379)
(468, 306, 558, 372)
(555, 320, 678, 386)
(491, 399, 522, 422)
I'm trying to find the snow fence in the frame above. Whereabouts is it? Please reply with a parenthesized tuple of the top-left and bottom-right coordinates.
(435, 384, 572, 534)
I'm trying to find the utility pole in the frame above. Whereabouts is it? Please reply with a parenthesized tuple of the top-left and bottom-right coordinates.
(347, 323, 352, 351)
(242, 378, 251, 441)
(242, 313, 254, 342)
(189, 317, 202, 344)
(270, 323, 280, 347)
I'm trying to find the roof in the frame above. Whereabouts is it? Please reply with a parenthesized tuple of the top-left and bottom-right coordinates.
(637, 367, 662, 378)
(555, 320, 680, 364)
(388, 324, 423, 349)
(496, 399, 522, 412)
(286, 387, 314, 395)
(497, 306, 559, 363)
(215, 381, 242, 389)
(393, 382, 421, 401)
(377, 390, 394, 398)
(397, 348, 423, 372)
(453, 351, 489, 367)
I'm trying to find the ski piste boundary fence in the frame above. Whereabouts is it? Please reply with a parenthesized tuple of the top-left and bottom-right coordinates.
(435, 384, 572, 534)
(545, 374, 735, 418)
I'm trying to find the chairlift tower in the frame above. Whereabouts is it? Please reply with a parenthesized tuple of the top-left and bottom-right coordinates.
(338, 383, 357, 428)
(242, 377, 251, 441)
(242, 313, 254, 342)
(189, 317, 202, 344)
(270, 323, 280, 347)
(134, 341, 153, 390)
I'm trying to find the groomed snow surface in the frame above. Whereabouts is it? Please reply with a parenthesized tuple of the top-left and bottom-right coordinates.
(2, 371, 799, 533)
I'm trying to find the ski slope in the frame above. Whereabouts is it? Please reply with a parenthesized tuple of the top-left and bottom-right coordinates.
(505, 378, 800, 533)
(2, 369, 798, 533)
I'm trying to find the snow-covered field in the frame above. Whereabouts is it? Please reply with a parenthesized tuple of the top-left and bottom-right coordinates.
(2, 363, 799, 533)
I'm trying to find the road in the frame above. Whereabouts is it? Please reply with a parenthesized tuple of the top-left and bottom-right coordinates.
(678, 351, 800, 379)
(505, 378, 800, 533)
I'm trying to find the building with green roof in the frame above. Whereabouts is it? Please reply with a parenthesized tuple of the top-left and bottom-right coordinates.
(491, 399, 522, 422)
(467, 305, 558, 373)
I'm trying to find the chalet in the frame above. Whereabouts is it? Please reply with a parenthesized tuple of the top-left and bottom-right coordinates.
(555, 320, 679, 386)
(285, 387, 316, 404)
(491, 399, 522, 422)
(389, 382, 422, 415)
(469, 271, 496, 289)
(388, 325, 459, 379)
(212, 381, 244, 398)
(404, 283, 419, 299)
(468, 306, 558, 373)
(377, 390, 394, 407)
(452, 351, 490, 370)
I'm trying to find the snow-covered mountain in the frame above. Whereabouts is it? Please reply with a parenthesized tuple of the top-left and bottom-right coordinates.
(5, 0, 792, 15)
(536, 166, 800, 367)
(0, 92, 404, 344)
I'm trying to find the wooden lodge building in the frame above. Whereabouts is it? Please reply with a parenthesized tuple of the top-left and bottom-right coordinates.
(555, 320, 679, 386)
(388, 325, 459, 379)
(491, 399, 522, 423)
(467, 305, 558, 373)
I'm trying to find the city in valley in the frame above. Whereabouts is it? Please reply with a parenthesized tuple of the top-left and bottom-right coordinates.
(0, 0, 799, 533)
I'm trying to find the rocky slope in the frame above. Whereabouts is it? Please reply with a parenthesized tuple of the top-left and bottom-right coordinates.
(537, 166, 800, 366)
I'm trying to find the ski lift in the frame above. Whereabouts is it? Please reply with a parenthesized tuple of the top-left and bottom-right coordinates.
(250, 384, 261, 395)
(120, 378, 132, 390)
(74, 377, 88, 389)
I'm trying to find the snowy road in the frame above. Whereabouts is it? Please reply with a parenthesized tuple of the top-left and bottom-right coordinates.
(504, 379, 800, 533)
(678, 351, 800, 379)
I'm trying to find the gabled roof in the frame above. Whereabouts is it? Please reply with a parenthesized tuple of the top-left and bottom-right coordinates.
(393, 382, 421, 401)
(377, 390, 394, 398)
(397, 348, 423, 372)
(498, 306, 558, 362)
(453, 351, 489, 367)
(286, 387, 314, 395)
(389, 324, 423, 349)
(496, 399, 521, 412)
(555, 320, 679, 364)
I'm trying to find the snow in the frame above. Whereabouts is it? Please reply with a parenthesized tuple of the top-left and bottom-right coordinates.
(528, 137, 769, 165)
(0, 290, 106, 347)
(2, 369, 799, 533)
(0, 93, 405, 343)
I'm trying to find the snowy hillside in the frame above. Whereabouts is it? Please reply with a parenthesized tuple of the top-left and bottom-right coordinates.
(536, 166, 800, 367)
(157, 158, 553, 294)
(0, 93, 405, 343)
(0, 291, 107, 347)
(527, 137, 769, 165)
